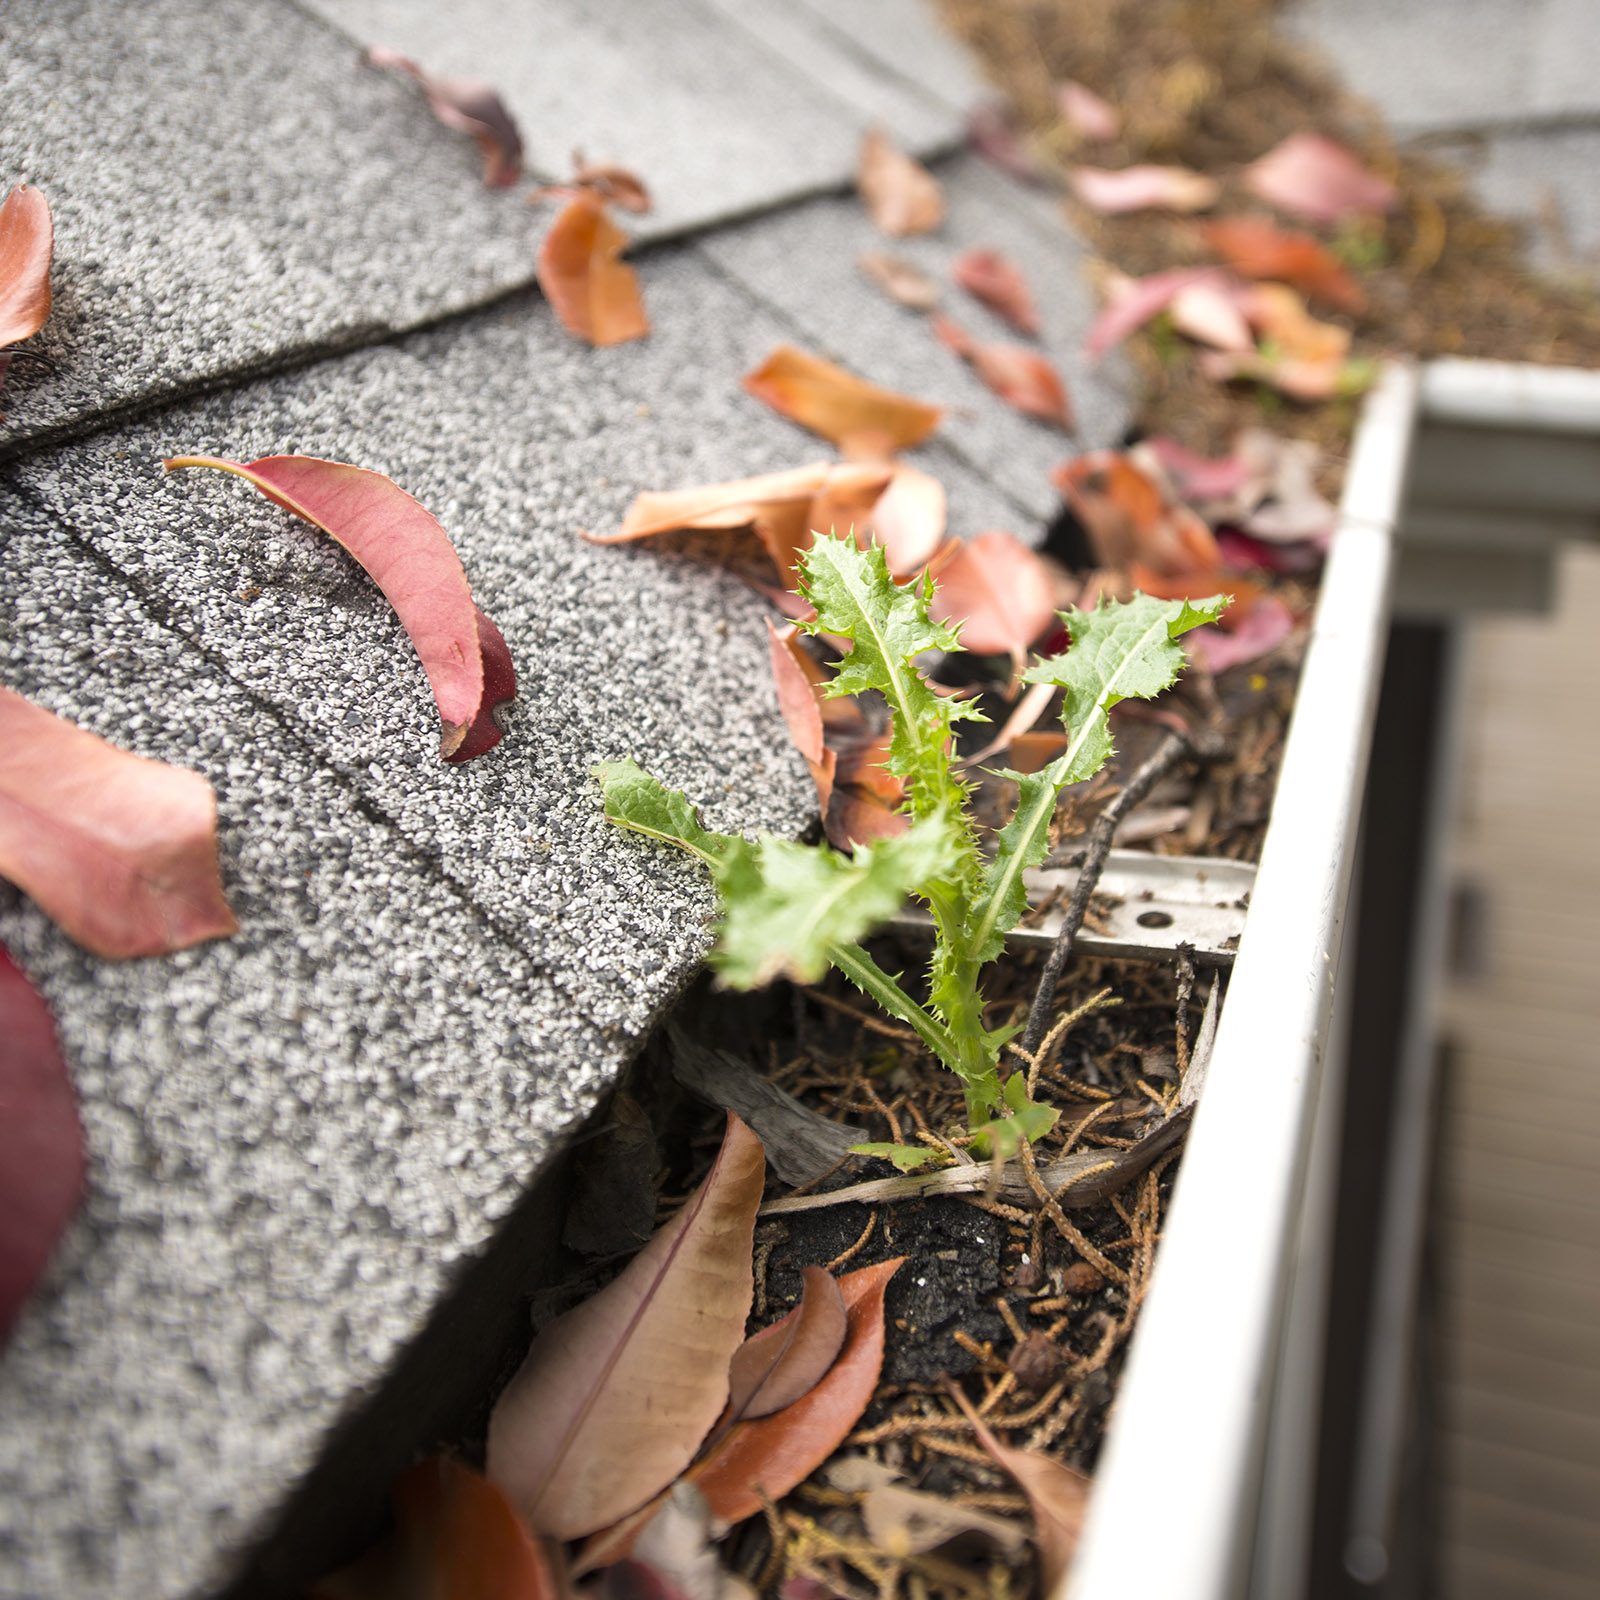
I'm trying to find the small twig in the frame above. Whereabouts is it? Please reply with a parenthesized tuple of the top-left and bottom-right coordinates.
(1019, 727, 1213, 1059)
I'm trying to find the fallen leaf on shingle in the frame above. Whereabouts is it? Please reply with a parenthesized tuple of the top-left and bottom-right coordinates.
(1057, 80, 1120, 142)
(967, 102, 1052, 183)
(163, 454, 516, 761)
(727, 1264, 848, 1422)
(1200, 217, 1365, 312)
(744, 345, 942, 454)
(1185, 593, 1295, 673)
(311, 1456, 562, 1599)
(537, 190, 649, 346)
(572, 154, 652, 214)
(0, 686, 237, 960)
(858, 251, 941, 312)
(0, 186, 52, 364)
(365, 47, 522, 187)
(1244, 133, 1397, 225)
(1052, 451, 1221, 577)
(489, 1116, 765, 1541)
(934, 317, 1073, 431)
(1070, 164, 1218, 215)
(863, 463, 947, 576)
(1085, 266, 1230, 358)
(857, 128, 944, 236)
(952, 248, 1040, 336)
(767, 621, 836, 814)
(950, 1385, 1089, 1591)
(929, 531, 1056, 663)
(0, 947, 83, 1343)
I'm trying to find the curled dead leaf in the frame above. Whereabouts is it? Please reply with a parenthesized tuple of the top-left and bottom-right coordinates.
(934, 317, 1073, 431)
(1051, 451, 1221, 578)
(1070, 164, 1218, 215)
(929, 531, 1056, 662)
(365, 47, 522, 188)
(863, 463, 947, 577)
(952, 248, 1040, 337)
(1200, 217, 1365, 312)
(1244, 133, 1398, 225)
(726, 1264, 848, 1422)
(0, 185, 53, 353)
(743, 345, 942, 454)
(0, 686, 237, 960)
(0, 948, 84, 1343)
(538, 190, 649, 346)
(858, 251, 940, 312)
(163, 454, 515, 761)
(572, 154, 652, 214)
(857, 128, 944, 237)
(488, 1115, 766, 1541)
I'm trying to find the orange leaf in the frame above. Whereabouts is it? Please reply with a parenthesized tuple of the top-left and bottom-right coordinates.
(1167, 278, 1253, 353)
(934, 317, 1073, 431)
(863, 463, 947, 576)
(580, 1259, 902, 1570)
(949, 1386, 1089, 1591)
(766, 621, 835, 814)
(1052, 451, 1221, 578)
(726, 1264, 848, 1422)
(1244, 133, 1397, 226)
(929, 531, 1055, 661)
(1241, 283, 1350, 364)
(0, 686, 237, 961)
(952, 249, 1040, 336)
(537, 191, 649, 347)
(365, 48, 522, 188)
(488, 1116, 766, 1540)
(857, 129, 944, 237)
(571, 157, 652, 215)
(1200, 217, 1365, 313)
(310, 1457, 560, 1600)
(743, 344, 942, 454)
(858, 251, 941, 312)
(0, 185, 52, 349)
(1069, 165, 1218, 215)
(163, 454, 514, 761)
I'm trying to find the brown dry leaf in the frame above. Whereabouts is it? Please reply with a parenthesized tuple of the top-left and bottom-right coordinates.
(828, 730, 907, 849)
(863, 463, 946, 576)
(726, 1264, 848, 1422)
(952, 248, 1040, 336)
(487, 1115, 766, 1540)
(0, 186, 53, 353)
(862, 1482, 1027, 1559)
(857, 128, 944, 236)
(1242, 283, 1351, 364)
(1244, 133, 1398, 226)
(934, 317, 1073, 431)
(949, 1386, 1089, 1591)
(1052, 451, 1221, 578)
(743, 345, 942, 454)
(537, 191, 649, 347)
(1069, 164, 1219, 215)
(1199, 217, 1365, 313)
(766, 621, 836, 814)
(365, 48, 523, 188)
(858, 252, 940, 312)
(571, 154, 653, 214)
(0, 686, 237, 960)
(929, 531, 1055, 662)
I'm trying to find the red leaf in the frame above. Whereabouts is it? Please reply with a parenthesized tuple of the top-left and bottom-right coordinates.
(1051, 451, 1221, 578)
(1069, 165, 1218, 215)
(929, 531, 1056, 660)
(0, 947, 83, 1342)
(1085, 267, 1229, 359)
(0, 185, 53, 350)
(162, 454, 515, 762)
(858, 251, 941, 312)
(949, 1386, 1089, 1591)
(766, 621, 835, 814)
(857, 129, 944, 237)
(952, 249, 1040, 337)
(365, 47, 523, 188)
(580, 1259, 903, 1570)
(743, 345, 942, 454)
(310, 1456, 561, 1600)
(935, 318, 1073, 431)
(0, 686, 237, 960)
(1199, 217, 1365, 312)
(726, 1264, 848, 1422)
(537, 191, 650, 347)
(1056, 81, 1120, 143)
(488, 1115, 766, 1540)
(1244, 133, 1398, 225)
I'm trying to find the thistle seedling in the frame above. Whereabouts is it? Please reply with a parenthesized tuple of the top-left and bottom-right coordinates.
(596, 532, 1222, 1152)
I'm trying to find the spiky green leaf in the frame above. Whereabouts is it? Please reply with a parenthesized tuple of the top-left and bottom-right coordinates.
(970, 1073, 1060, 1158)
(594, 758, 741, 869)
(849, 1142, 940, 1172)
(714, 814, 958, 989)
(968, 592, 1222, 962)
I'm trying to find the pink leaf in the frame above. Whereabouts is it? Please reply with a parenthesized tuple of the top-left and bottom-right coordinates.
(863, 463, 947, 577)
(0, 947, 84, 1342)
(0, 686, 237, 960)
(1085, 267, 1226, 358)
(1141, 436, 1255, 505)
(952, 249, 1040, 336)
(966, 103, 1050, 185)
(365, 47, 523, 188)
(1185, 595, 1296, 673)
(163, 454, 515, 761)
(1056, 81, 1120, 142)
(1244, 133, 1398, 225)
(929, 531, 1056, 661)
(0, 185, 53, 350)
(858, 251, 941, 312)
(726, 1264, 848, 1422)
(934, 318, 1073, 431)
(1168, 278, 1253, 352)
(1069, 165, 1219, 215)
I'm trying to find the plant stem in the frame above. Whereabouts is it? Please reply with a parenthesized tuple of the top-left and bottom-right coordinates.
(828, 941, 958, 1067)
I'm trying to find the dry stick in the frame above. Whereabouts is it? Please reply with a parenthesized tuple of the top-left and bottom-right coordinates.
(1018, 726, 1218, 1063)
